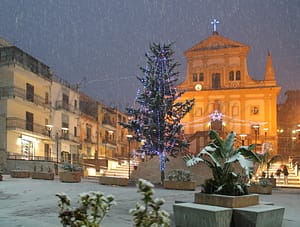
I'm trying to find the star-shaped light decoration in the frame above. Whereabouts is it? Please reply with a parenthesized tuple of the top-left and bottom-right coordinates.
(209, 110, 223, 121)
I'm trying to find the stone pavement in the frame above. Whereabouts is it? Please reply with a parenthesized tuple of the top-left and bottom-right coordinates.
(0, 175, 299, 227)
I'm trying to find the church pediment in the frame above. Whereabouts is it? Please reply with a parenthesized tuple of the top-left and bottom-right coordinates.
(185, 33, 249, 53)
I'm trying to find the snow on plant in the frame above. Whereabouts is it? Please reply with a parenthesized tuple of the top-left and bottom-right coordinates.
(130, 178, 170, 227)
(56, 191, 115, 226)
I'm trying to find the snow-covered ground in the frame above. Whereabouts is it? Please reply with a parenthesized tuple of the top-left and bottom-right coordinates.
(0, 175, 299, 227)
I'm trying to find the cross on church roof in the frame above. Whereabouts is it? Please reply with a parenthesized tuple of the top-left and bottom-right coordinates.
(211, 19, 220, 33)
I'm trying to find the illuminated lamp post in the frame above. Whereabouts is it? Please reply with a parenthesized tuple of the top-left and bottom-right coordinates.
(61, 127, 69, 162)
(45, 124, 53, 137)
(253, 124, 260, 153)
(126, 134, 133, 179)
(264, 128, 268, 142)
(239, 134, 247, 146)
(45, 124, 53, 162)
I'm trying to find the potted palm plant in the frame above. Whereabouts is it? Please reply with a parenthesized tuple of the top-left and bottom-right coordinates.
(249, 178, 273, 194)
(256, 151, 282, 187)
(183, 130, 261, 208)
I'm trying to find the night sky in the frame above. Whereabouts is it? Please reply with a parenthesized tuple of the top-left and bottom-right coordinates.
(0, 0, 299, 109)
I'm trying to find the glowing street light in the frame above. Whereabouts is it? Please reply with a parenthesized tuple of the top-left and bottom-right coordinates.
(253, 124, 260, 152)
(239, 134, 247, 146)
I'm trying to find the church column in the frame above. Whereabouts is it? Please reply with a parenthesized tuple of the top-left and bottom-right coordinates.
(186, 59, 192, 85)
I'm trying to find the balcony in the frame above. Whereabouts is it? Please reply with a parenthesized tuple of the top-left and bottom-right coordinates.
(55, 101, 79, 114)
(6, 117, 48, 137)
(84, 137, 97, 145)
(0, 86, 51, 109)
(102, 117, 117, 128)
(105, 138, 117, 146)
(0, 46, 52, 79)
(58, 132, 79, 143)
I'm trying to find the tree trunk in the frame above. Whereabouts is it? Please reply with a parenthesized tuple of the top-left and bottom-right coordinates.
(160, 152, 166, 183)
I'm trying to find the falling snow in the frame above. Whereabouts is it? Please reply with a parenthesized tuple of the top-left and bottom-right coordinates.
(0, 0, 299, 109)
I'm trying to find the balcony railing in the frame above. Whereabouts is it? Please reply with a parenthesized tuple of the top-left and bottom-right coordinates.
(84, 137, 97, 144)
(0, 86, 50, 109)
(58, 133, 79, 143)
(102, 118, 117, 127)
(7, 153, 56, 162)
(6, 117, 48, 136)
(105, 138, 117, 145)
(0, 46, 52, 79)
(55, 100, 79, 113)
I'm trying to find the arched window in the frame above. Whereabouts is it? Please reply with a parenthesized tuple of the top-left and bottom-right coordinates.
(236, 71, 241, 80)
(229, 71, 234, 81)
(193, 73, 197, 82)
(199, 73, 204, 81)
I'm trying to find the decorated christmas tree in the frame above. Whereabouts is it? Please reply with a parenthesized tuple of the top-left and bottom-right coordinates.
(120, 42, 194, 182)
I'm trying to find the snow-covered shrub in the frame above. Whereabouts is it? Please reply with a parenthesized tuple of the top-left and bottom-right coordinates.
(56, 191, 115, 226)
(166, 169, 192, 182)
(130, 178, 170, 227)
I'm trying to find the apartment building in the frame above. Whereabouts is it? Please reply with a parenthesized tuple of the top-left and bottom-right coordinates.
(0, 37, 133, 173)
(48, 77, 80, 164)
(0, 38, 52, 170)
(99, 105, 117, 159)
(79, 93, 98, 160)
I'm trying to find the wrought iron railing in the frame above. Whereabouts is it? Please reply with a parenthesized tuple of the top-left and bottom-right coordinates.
(58, 132, 80, 143)
(6, 117, 48, 136)
(0, 86, 50, 109)
(102, 118, 117, 127)
(7, 153, 56, 162)
(55, 100, 79, 113)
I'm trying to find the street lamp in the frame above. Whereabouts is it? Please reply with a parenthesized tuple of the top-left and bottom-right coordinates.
(264, 128, 268, 141)
(253, 124, 260, 152)
(45, 124, 53, 137)
(239, 134, 247, 146)
(126, 134, 133, 179)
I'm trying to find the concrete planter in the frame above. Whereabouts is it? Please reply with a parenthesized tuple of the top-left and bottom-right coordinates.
(10, 170, 31, 178)
(269, 178, 276, 187)
(99, 176, 128, 186)
(248, 184, 272, 194)
(233, 205, 285, 227)
(259, 177, 276, 187)
(32, 172, 54, 180)
(59, 171, 81, 183)
(163, 180, 196, 191)
(194, 192, 259, 208)
(174, 202, 232, 227)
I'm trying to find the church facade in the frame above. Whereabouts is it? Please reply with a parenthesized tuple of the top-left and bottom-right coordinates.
(177, 29, 281, 154)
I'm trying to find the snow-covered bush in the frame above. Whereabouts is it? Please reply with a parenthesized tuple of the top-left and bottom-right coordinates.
(56, 191, 115, 226)
(130, 178, 170, 227)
